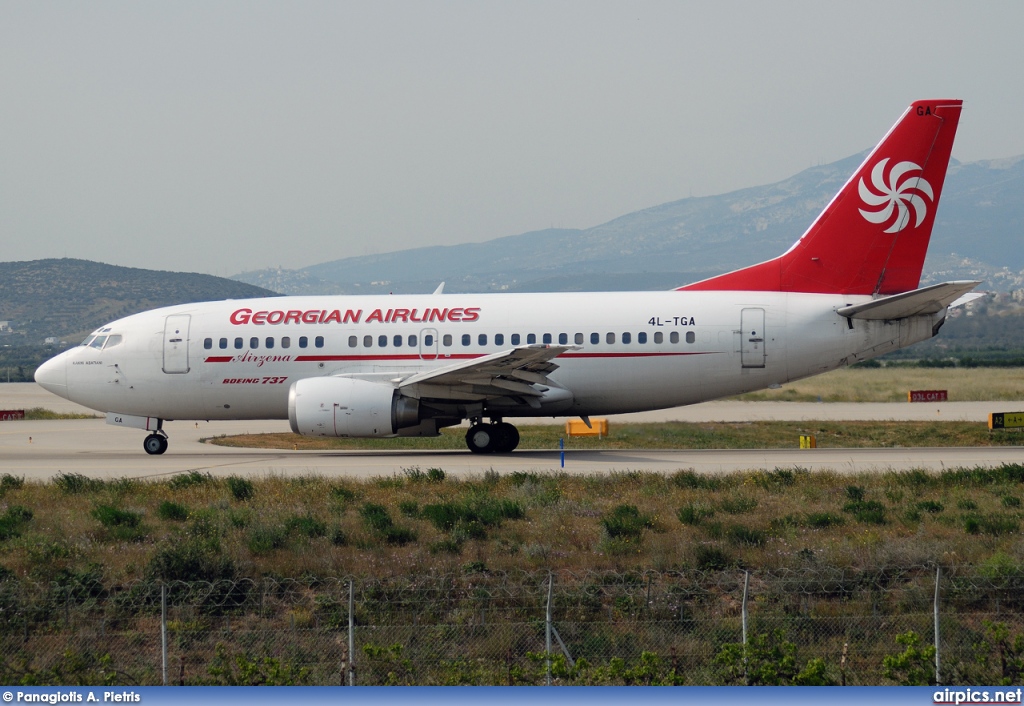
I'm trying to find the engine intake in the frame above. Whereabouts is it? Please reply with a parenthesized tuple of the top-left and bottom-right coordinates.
(288, 377, 420, 438)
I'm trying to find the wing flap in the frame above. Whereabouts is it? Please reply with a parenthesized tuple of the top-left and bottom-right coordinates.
(399, 345, 577, 401)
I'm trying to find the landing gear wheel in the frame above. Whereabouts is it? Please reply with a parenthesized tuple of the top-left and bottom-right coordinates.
(491, 422, 520, 453)
(466, 424, 496, 454)
(144, 433, 168, 455)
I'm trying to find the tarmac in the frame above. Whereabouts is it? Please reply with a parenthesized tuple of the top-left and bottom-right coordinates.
(1, 383, 1021, 480)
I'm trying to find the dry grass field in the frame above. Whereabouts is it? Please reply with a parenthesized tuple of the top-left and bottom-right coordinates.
(734, 366, 1024, 402)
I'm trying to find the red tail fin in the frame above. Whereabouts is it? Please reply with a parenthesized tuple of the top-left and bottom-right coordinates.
(680, 99, 962, 295)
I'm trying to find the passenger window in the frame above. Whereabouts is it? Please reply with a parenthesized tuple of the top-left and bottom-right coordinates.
(478, 333, 487, 346)
(590, 333, 599, 345)
(394, 335, 402, 347)
(686, 331, 696, 344)
(219, 337, 228, 349)
(511, 333, 520, 345)
(315, 336, 324, 348)
(606, 332, 615, 344)
(670, 332, 680, 344)
(495, 333, 504, 346)
(299, 336, 308, 348)
(348, 336, 357, 348)
(527, 334, 536, 344)
(654, 332, 664, 344)
(558, 333, 568, 345)
(542, 333, 552, 344)
(265, 337, 274, 349)
(623, 332, 631, 344)
(281, 336, 290, 349)
(203, 338, 213, 350)
(575, 333, 584, 345)
(442, 334, 452, 346)
(250, 337, 259, 349)
(378, 335, 388, 348)
(409, 334, 417, 347)
(363, 335, 372, 348)
(235, 337, 243, 349)
(462, 334, 471, 346)
(638, 332, 647, 344)
(424, 334, 434, 346)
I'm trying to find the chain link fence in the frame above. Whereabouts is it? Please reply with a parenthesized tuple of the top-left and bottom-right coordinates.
(1, 566, 1022, 685)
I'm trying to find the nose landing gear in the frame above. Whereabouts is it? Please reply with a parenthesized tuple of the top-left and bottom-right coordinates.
(143, 432, 169, 455)
(465, 421, 520, 454)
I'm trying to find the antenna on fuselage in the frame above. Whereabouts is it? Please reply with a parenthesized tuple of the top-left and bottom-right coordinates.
(432, 282, 445, 295)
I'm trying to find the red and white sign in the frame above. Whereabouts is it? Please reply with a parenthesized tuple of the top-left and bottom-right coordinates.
(0, 410, 26, 421)
(908, 390, 948, 402)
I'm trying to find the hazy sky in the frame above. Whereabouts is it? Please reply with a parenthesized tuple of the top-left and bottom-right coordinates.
(2, 1, 1023, 277)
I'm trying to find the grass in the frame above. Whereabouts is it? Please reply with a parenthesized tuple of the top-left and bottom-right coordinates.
(733, 366, 1024, 402)
(0, 465, 1023, 583)
(206, 419, 1024, 452)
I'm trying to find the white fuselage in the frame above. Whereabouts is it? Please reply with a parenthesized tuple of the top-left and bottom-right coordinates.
(37, 290, 940, 422)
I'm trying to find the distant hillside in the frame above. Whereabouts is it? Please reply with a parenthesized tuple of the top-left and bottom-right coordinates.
(0, 259, 278, 343)
(234, 153, 1024, 295)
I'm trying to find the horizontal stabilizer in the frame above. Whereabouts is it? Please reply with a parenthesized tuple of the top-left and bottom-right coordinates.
(837, 281, 981, 320)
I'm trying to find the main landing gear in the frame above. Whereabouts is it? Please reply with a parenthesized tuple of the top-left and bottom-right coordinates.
(143, 432, 169, 455)
(465, 421, 520, 454)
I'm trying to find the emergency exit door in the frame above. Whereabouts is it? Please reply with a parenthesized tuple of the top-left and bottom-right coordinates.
(740, 308, 765, 368)
(163, 315, 191, 374)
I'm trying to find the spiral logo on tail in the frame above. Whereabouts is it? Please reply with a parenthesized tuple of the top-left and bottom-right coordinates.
(858, 158, 934, 233)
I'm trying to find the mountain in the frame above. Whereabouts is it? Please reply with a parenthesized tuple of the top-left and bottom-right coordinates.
(0, 259, 278, 342)
(234, 153, 1024, 295)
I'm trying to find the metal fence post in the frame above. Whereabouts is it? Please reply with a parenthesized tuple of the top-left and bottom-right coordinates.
(934, 565, 941, 686)
(348, 579, 356, 686)
(546, 571, 553, 686)
(742, 570, 750, 685)
(161, 584, 168, 686)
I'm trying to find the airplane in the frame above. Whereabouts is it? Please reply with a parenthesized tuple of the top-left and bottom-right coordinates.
(35, 99, 976, 456)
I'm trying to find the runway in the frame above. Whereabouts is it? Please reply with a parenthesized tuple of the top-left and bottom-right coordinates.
(2, 383, 1021, 480)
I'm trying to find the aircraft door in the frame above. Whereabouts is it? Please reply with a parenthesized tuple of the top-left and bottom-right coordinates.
(163, 314, 191, 374)
(740, 308, 766, 368)
(419, 328, 438, 361)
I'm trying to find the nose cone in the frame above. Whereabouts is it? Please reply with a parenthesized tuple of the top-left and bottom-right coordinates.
(35, 354, 69, 399)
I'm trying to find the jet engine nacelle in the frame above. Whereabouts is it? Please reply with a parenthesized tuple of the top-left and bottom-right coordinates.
(288, 377, 420, 438)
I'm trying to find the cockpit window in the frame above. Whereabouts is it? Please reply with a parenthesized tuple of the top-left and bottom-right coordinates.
(103, 335, 123, 349)
(89, 335, 107, 349)
(81, 336, 96, 347)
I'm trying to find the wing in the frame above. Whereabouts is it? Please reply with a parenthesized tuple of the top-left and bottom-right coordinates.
(837, 280, 980, 320)
(398, 345, 577, 402)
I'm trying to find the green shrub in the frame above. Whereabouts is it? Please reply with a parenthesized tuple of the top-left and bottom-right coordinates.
(915, 500, 944, 514)
(1000, 495, 1021, 508)
(226, 476, 255, 501)
(147, 539, 236, 582)
(804, 512, 844, 528)
(359, 503, 417, 545)
(330, 484, 357, 501)
(168, 471, 213, 490)
(724, 524, 766, 546)
(845, 485, 865, 502)
(284, 514, 327, 539)
(677, 502, 716, 525)
(964, 513, 1019, 536)
(248, 525, 288, 554)
(671, 470, 721, 490)
(54, 472, 103, 494)
(693, 545, 734, 571)
(0, 474, 24, 495)
(157, 501, 189, 522)
(91, 505, 141, 528)
(601, 504, 654, 541)
(0, 505, 33, 541)
(398, 500, 419, 517)
(719, 497, 758, 515)
(330, 528, 347, 546)
(843, 499, 886, 524)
